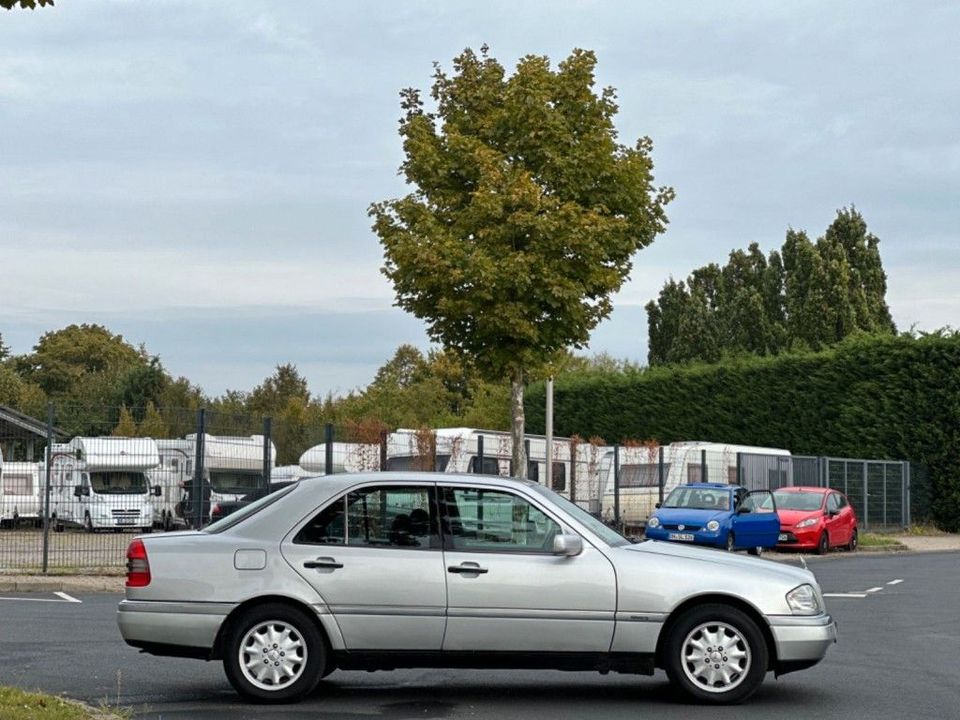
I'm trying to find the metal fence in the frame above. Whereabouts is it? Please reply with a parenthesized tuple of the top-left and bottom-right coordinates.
(0, 406, 927, 572)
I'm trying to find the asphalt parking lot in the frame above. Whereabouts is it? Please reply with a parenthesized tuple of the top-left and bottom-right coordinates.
(2, 551, 958, 720)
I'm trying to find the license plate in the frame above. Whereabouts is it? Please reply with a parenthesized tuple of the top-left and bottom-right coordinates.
(778, 533, 788, 542)
(669, 532, 695, 542)
(117, 519, 136, 525)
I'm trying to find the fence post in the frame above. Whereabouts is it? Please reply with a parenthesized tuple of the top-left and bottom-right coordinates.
(904, 462, 911, 527)
(476, 435, 484, 473)
(862, 462, 869, 532)
(882, 462, 887, 527)
(736, 452, 742, 487)
(324, 423, 334, 475)
(262, 416, 272, 489)
(524, 439, 531, 481)
(701, 448, 707, 483)
(41, 402, 53, 574)
(658, 446, 665, 505)
(193, 409, 206, 529)
(613, 445, 620, 528)
(379, 430, 388, 471)
(570, 441, 577, 504)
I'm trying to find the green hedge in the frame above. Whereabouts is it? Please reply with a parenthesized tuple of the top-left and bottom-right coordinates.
(525, 333, 960, 531)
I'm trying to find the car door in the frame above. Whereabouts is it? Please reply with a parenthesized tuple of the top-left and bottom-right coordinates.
(732, 489, 780, 547)
(439, 483, 617, 653)
(281, 482, 447, 651)
(825, 492, 848, 545)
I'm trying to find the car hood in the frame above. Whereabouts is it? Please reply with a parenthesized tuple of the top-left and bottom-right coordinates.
(654, 507, 729, 524)
(777, 509, 822, 526)
(624, 539, 815, 585)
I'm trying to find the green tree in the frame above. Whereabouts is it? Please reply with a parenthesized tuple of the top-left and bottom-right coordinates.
(113, 406, 138, 437)
(371, 47, 672, 476)
(647, 207, 896, 364)
(0, 332, 9, 361)
(247, 364, 311, 417)
(139, 401, 169, 438)
(1, 0, 54, 8)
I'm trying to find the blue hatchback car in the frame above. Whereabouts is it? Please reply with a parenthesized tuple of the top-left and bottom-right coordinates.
(644, 483, 780, 555)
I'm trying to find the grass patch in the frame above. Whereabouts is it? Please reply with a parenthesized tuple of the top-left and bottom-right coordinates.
(902, 523, 948, 536)
(0, 687, 127, 720)
(859, 533, 906, 548)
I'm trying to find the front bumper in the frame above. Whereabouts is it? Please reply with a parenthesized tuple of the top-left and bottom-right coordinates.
(776, 526, 822, 550)
(768, 613, 837, 673)
(643, 526, 724, 547)
(117, 599, 234, 656)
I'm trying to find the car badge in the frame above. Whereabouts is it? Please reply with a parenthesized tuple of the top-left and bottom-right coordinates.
(678, 524, 685, 531)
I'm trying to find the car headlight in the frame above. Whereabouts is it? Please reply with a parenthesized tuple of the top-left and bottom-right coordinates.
(647, 517, 660, 529)
(786, 584, 821, 615)
(796, 517, 819, 528)
(706, 520, 720, 532)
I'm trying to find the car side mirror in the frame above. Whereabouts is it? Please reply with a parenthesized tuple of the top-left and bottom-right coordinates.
(73, 485, 89, 498)
(828, 509, 839, 517)
(151, 485, 162, 497)
(654, 502, 661, 509)
(736, 506, 751, 515)
(552, 534, 583, 557)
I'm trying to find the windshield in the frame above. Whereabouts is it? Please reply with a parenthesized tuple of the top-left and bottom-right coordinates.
(89, 471, 147, 495)
(528, 483, 630, 548)
(208, 470, 264, 495)
(663, 486, 731, 511)
(773, 491, 824, 511)
(205, 482, 299, 533)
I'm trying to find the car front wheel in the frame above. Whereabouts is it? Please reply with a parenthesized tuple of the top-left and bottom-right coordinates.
(664, 603, 768, 704)
(223, 603, 326, 703)
(816, 532, 829, 555)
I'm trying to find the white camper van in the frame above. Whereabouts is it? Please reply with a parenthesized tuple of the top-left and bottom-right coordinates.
(385, 428, 612, 514)
(298, 443, 381, 474)
(0, 461, 43, 528)
(270, 464, 313, 483)
(48, 437, 159, 532)
(167, 434, 276, 525)
(598, 440, 791, 529)
(149, 439, 193, 530)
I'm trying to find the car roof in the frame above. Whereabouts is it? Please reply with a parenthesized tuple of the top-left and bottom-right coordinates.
(294, 471, 541, 494)
(682, 482, 736, 490)
(775, 486, 830, 494)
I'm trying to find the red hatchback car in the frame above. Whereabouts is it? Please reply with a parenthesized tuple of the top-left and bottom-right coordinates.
(773, 487, 858, 554)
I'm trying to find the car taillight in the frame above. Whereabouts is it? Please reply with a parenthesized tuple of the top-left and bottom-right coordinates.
(211, 503, 222, 517)
(126, 538, 151, 588)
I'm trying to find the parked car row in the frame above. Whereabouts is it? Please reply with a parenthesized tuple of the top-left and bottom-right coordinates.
(644, 483, 859, 555)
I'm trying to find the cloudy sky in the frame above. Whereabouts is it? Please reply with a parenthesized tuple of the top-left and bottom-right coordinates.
(2, 1, 958, 396)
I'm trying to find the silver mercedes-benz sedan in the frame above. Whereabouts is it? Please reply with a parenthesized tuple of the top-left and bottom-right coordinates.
(117, 473, 836, 704)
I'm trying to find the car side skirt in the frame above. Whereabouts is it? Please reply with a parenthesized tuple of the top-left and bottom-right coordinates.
(331, 650, 656, 675)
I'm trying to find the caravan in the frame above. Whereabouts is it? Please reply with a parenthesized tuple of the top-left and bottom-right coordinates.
(598, 441, 791, 529)
(168, 434, 276, 526)
(149, 439, 193, 530)
(385, 428, 612, 513)
(298, 443, 381, 474)
(0, 461, 43, 528)
(48, 437, 159, 533)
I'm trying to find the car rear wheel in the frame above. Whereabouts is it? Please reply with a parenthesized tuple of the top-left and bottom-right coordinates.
(846, 528, 858, 552)
(664, 603, 768, 704)
(816, 532, 829, 555)
(224, 603, 325, 703)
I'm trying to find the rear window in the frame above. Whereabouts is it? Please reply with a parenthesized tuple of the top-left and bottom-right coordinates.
(204, 482, 298, 533)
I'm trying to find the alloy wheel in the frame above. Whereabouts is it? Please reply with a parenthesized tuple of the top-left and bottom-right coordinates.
(680, 621, 752, 694)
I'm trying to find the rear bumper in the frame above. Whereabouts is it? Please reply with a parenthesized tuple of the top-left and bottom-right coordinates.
(117, 599, 234, 656)
(768, 613, 837, 672)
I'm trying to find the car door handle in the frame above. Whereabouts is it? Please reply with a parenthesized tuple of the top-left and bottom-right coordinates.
(304, 557, 343, 570)
(448, 563, 488, 575)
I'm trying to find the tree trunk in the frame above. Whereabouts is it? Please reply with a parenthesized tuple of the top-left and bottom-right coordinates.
(510, 368, 527, 479)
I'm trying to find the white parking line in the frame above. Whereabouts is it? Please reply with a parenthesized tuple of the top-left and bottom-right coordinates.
(823, 593, 869, 598)
(0, 592, 83, 604)
(887, 578, 904, 585)
(54, 591, 82, 603)
(866, 586, 884, 593)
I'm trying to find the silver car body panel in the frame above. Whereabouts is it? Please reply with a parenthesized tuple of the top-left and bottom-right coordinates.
(118, 472, 835, 672)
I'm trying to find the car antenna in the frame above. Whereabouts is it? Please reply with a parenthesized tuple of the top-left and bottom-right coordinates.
(799, 556, 808, 571)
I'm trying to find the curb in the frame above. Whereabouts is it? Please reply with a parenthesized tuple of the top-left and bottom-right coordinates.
(0, 578, 125, 593)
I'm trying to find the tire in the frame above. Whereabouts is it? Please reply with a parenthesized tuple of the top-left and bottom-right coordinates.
(816, 532, 829, 556)
(846, 528, 858, 552)
(51, 514, 64, 533)
(663, 603, 768, 704)
(725, 533, 735, 552)
(747, 546, 763, 557)
(162, 512, 173, 532)
(84, 513, 95, 533)
(223, 603, 325, 703)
